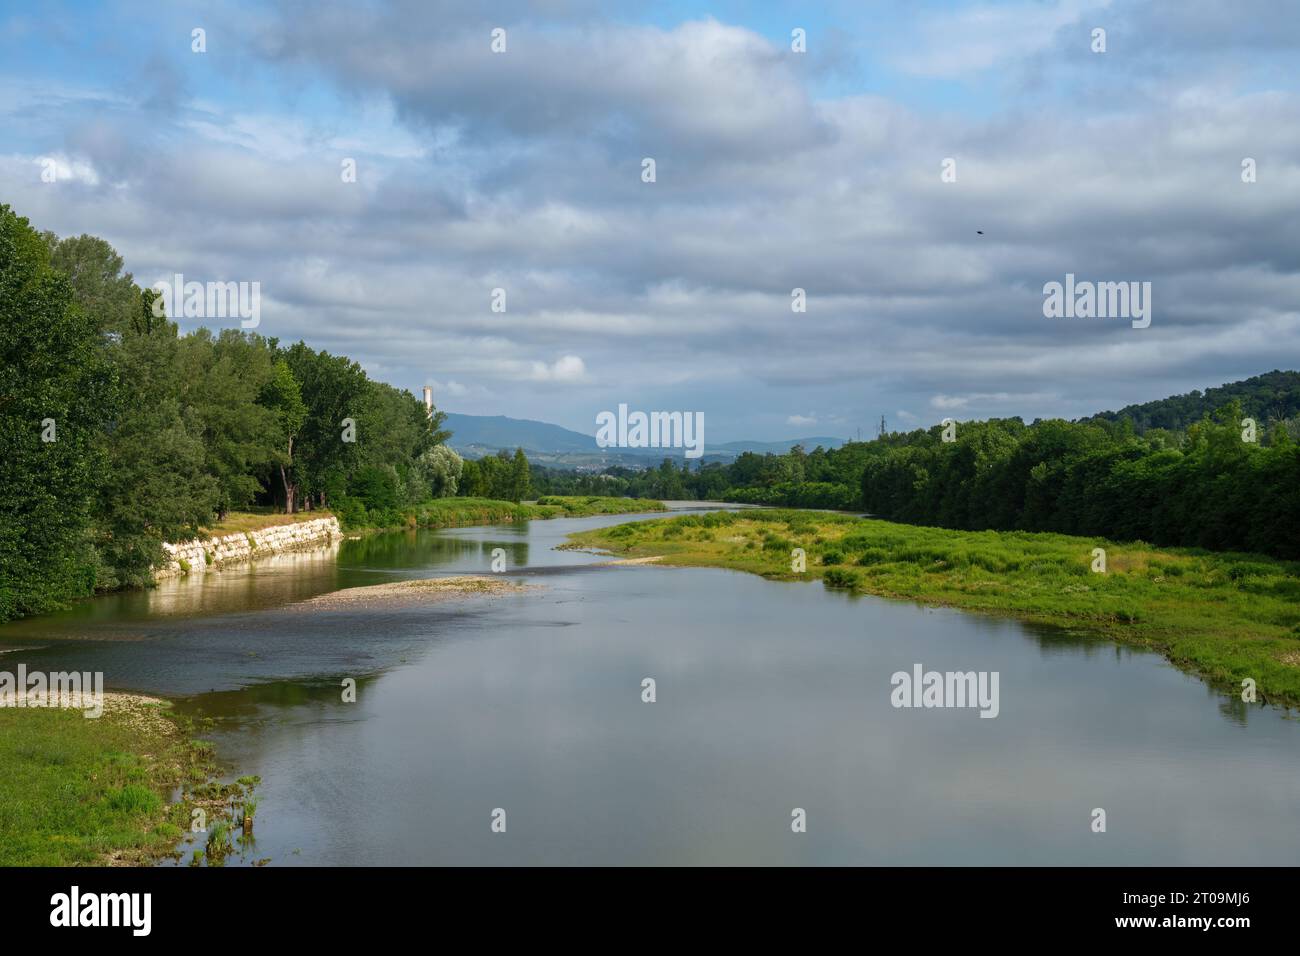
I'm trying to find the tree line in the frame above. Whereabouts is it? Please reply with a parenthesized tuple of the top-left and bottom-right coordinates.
(531, 381, 1300, 558)
(857, 408, 1300, 559)
(1, 205, 526, 621)
(6, 201, 1297, 622)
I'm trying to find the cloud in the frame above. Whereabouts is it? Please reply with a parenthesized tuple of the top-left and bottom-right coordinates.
(269, 16, 830, 160)
(30, 153, 100, 185)
(787, 414, 817, 427)
(930, 392, 1058, 412)
(429, 379, 470, 398)
(2, 2, 1297, 440)
(893, 0, 1110, 78)
(529, 355, 587, 383)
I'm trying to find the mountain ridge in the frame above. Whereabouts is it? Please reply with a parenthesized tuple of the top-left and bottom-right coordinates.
(1081, 369, 1300, 433)
(441, 412, 845, 465)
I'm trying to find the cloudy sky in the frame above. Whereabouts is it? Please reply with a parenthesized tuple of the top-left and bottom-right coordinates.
(3, 0, 1298, 441)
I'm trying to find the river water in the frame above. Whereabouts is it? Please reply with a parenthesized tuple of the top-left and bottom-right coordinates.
(2, 505, 1296, 865)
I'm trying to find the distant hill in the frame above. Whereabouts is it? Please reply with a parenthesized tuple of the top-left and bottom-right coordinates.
(443, 413, 596, 454)
(1083, 370, 1300, 433)
(442, 412, 844, 467)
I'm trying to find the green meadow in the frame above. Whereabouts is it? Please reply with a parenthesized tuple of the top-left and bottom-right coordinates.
(403, 495, 664, 529)
(0, 698, 215, 866)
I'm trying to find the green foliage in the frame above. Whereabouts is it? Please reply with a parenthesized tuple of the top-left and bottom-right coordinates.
(0, 210, 464, 621)
(332, 495, 370, 530)
(822, 568, 860, 589)
(91, 312, 217, 587)
(0, 699, 216, 866)
(511, 447, 532, 502)
(412, 444, 463, 499)
(180, 329, 283, 518)
(727, 480, 858, 510)
(460, 447, 534, 501)
(0, 205, 107, 619)
(1084, 370, 1300, 433)
(534, 495, 664, 515)
(406, 495, 662, 530)
(107, 783, 163, 815)
(859, 412, 1300, 559)
(348, 464, 402, 523)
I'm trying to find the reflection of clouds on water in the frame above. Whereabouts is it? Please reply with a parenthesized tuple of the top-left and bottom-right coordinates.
(6, 509, 1297, 867)
(166, 561, 1300, 867)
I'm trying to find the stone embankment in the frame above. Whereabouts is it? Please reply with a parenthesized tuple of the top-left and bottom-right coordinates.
(156, 516, 342, 579)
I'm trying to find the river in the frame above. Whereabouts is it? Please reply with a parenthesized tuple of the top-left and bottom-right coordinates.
(2, 504, 1296, 865)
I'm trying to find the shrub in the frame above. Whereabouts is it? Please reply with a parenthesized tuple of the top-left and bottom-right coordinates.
(1227, 561, 1277, 581)
(823, 568, 860, 590)
(762, 533, 792, 553)
(332, 495, 369, 530)
(107, 784, 161, 815)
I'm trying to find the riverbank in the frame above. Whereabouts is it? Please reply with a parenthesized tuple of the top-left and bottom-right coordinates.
(0, 694, 230, 866)
(401, 495, 665, 530)
(566, 509, 1300, 705)
(156, 497, 665, 579)
(159, 516, 342, 579)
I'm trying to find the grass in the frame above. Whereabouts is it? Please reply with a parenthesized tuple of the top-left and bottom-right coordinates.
(202, 507, 335, 536)
(203, 497, 662, 539)
(404, 495, 664, 530)
(533, 495, 667, 516)
(0, 696, 220, 866)
(567, 508, 1300, 706)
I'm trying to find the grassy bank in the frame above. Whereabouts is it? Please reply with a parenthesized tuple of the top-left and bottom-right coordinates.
(401, 495, 664, 530)
(204, 496, 664, 539)
(202, 507, 335, 536)
(566, 509, 1300, 705)
(534, 495, 667, 516)
(0, 695, 234, 866)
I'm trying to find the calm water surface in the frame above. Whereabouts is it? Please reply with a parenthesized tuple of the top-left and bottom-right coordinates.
(2, 505, 1296, 865)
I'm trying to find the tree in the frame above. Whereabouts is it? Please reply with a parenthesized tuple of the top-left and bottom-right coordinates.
(43, 232, 140, 336)
(415, 445, 463, 498)
(354, 379, 437, 504)
(92, 313, 218, 586)
(180, 329, 282, 518)
(43, 225, 218, 589)
(281, 342, 368, 509)
(0, 206, 110, 619)
(510, 447, 532, 502)
(260, 359, 307, 512)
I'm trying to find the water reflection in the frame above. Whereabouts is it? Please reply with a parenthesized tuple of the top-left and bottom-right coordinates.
(2, 507, 1296, 865)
